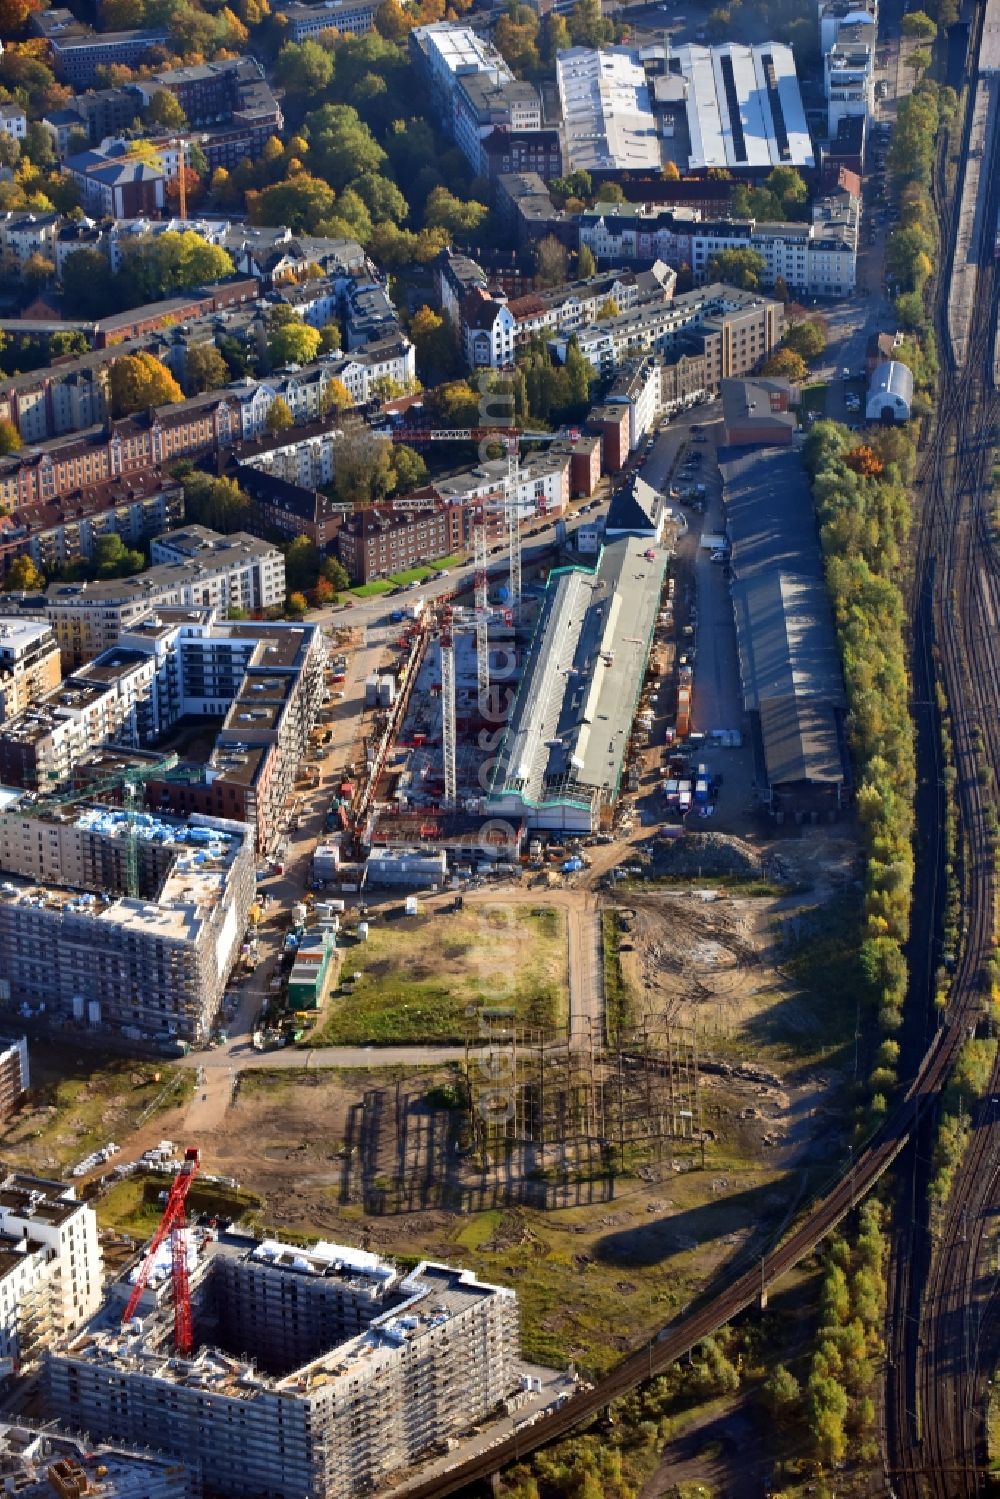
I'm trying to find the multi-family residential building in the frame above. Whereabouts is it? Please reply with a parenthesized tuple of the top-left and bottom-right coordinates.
(579, 194, 860, 298)
(0, 801, 255, 1042)
(566, 281, 785, 384)
(0, 478, 183, 580)
(0, 609, 325, 856)
(0, 1174, 102, 1368)
(0, 530, 284, 669)
(481, 127, 562, 183)
(502, 261, 676, 350)
(606, 357, 660, 452)
(0, 621, 62, 725)
(0, 105, 27, 142)
(127, 58, 284, 171)
(64, 144, 166, 219)
(342, 275, 401, 350)
(454, 73, 542, 175)
(274, 0, 378, 37)
(45, 23, 171, 86)
(825, 18, 876, 134)
(0, 213, 62, 280)
(0, 1424, 192, 1499)
(47, 1238, 520, 1499)
(0, 1039, 30, 1124)
(410, 23, 513, 111)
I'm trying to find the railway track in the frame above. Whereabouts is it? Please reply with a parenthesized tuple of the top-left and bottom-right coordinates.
(885, 4, 1000, 1488)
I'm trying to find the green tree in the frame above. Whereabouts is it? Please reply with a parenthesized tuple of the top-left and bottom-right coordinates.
(178, 470, 253, 532)
(390, 443, 428, 492)
(423, 185, 488, 236)
(567, 0, 612, 46)
(353, 172, 407, 225)
(304, 102, 387, 191)
(907, 46, 932, 75)
(94, 532, 144, 577)
(274, 39, 334, 96)
(266, 396, 294, 432)
(784, 319, 828, 362)
(269, 319, 322, 366)
(540, 9, 570, 61)
(108, 352, 183, 417)
(119, 231, 234, 300)
(320, 554, 349, 591)
(147, 89, 188, 129)
(318, 323, 342, 354)
(762, 347, 808, 382)
(902, 8, 936, 38)
(3, 554, 45, 592)
(248, 174, 338, 233)
(49, 329, 89, 358)
(494, 3, 540, 73)
(707, 246, 766, 289)
(762, 1364, 801, 1419)
(23, 252, 54, 288)
(185, 342, 230, 394)
(577, 242, 597, 279)
(284, 534, 322, 592)
(0, 418, 21, 455)
(59, 249, 115, 317)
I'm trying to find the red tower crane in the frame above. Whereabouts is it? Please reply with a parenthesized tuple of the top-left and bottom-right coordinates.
(122, 1146, 201, 1355)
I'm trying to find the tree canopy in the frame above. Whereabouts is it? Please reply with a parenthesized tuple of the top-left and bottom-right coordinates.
(108, 353, 183, 417)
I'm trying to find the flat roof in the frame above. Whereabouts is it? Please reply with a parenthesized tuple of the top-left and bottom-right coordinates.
(556, 46, 661, 173)
(676, 42, 814, 170)
(491, 534, 666, 809)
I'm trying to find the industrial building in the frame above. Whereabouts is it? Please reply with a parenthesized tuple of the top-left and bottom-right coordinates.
(720, 446, 848, 816)
(673, 43, 814, 171)
(557, 47, 661, 174)
(488, 535, 668, 830)
(866, 360, 913, 423)
(0, 800, 255, 1044)
(0, 1423, 192, 1499)
(720, 376, 798, 445)
(47, 1233, 520, 1499)
(0, 1174, 103, 1371)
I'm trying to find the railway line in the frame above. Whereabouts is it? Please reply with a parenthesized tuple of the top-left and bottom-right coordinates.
(885, 1, 1000, 1489)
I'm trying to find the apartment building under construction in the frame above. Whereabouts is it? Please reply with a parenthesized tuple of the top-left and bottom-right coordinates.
(46, 1233, 520, 1499)
(0, 800, 254, 1044)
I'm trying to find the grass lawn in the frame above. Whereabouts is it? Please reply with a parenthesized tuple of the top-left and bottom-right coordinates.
(388, 566, 435, 586)
(429, 555, 461, 571)
(96, 1172, 261, 1239)
(0, 1045, 194, 1174)
(306, 905, 568, 1044)
(349, 580, 394, 597)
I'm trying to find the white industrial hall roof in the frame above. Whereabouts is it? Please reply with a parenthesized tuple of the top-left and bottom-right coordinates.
(675, 42, 814, 171)
(556, 46, 661, 173)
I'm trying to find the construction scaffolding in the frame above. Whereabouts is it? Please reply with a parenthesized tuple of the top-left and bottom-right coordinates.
(463, 1016, 702, 1169)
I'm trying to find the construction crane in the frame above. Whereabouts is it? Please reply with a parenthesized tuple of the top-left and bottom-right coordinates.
(39, 754, 181, 899)
(439, 604, 457, 806)
(122, 1146, 201, 1355)
(387, 425, 575, 706)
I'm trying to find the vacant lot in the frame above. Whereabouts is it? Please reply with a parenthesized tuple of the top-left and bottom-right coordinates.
(0, 1044, 193, 1175)
(95, 1172, 261, 1241)
(199, 1063, 797, 1375)
(308, 904, 568, 1044)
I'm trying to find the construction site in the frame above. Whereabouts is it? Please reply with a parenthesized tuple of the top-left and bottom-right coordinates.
(47, 1148, 522, 1499)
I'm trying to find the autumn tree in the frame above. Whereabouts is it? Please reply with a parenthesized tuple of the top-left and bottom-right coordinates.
(707, 246, 766, 290)
(247, 174, 338, 233)
(185, 342, 230, 394)
(409, 304, 456, 384)
(147, 89, 187, 129)
(845, 445, 885, 477)
(268, 319, 322, 366)
(3, 554, 45, 592)
(567, 0, 612, 47)
(22, 251, 54, 287)
(535, 234, 568, 288)
(762, 347, 808, 382)
(422, 185, 488, 237)
(577, 242, 597, 279)
(266, 396, 294, 432)
(177, 469, 253, 532)
(784, 318, 828, 362)
(0, 419, 22, 455)
(661, 159, 681, 181)
(108, 352, 183, 417)
(902, 8, 936, 37)
(319, 378, 353, 414)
